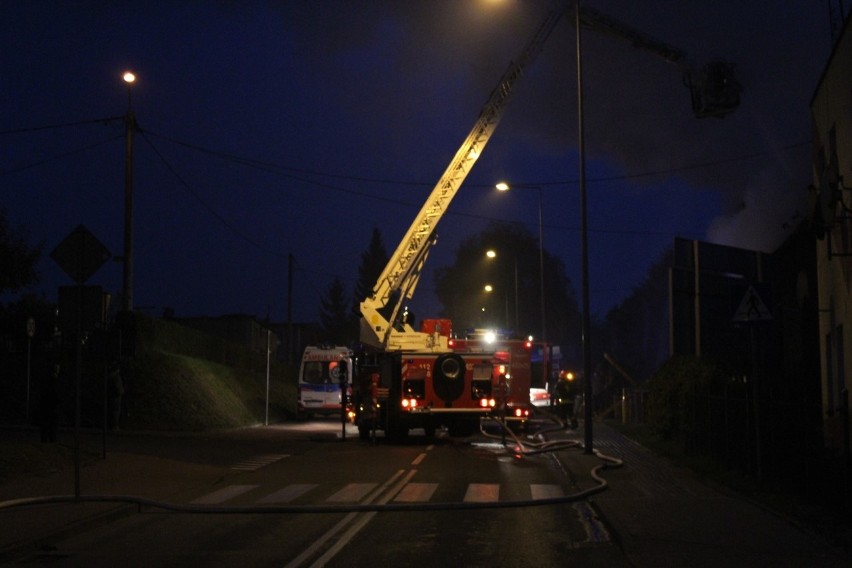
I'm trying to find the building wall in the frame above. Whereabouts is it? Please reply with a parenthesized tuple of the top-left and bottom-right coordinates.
(812, 17, 852, 453)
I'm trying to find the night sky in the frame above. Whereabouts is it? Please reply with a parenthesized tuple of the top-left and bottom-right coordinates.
(1, 1, 832, 327)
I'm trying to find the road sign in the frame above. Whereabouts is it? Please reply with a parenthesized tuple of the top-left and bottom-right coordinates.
(50, 225, 111, 284)
(733, 284, 772, 322)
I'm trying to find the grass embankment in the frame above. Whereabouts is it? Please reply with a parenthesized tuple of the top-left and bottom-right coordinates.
(1, 314, 299, 479)
(120, 314, 297, 431)
(0, 350, 295, 479)
(123, 349, 292, 431)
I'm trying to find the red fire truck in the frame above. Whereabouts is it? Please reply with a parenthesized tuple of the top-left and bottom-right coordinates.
(449, 330, 535, 423)
(351, 326, 535, 440)
(352, 6, 565, 441)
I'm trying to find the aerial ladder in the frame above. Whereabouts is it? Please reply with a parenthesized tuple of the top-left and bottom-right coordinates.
(575, 4, 741, 118)
(359, 2, 568, 351)
(359, 1, 741, 352)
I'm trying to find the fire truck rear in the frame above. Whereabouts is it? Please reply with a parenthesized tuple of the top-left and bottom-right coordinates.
(351, 351, 487, 439)
(352, 325, 533, 440)
(449, 331, 534, 423)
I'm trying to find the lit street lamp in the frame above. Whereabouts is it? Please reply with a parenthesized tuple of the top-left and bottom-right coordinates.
(495, 181, 546, 343)
(122, 71, 137, 312)
(485, 249, 518, 332)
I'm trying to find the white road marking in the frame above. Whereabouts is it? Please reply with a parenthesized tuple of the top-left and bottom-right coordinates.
(191, 484, 258, 504)
(530, 484, 564, 500)
(310, 469, 417, 567)
(325, 483, 378, 503)
(463, 483, 500, 502)
(394, 482, 438, 502)
(256, 483, 317, 504)
(230, 453, 289, 471)
(284, 469, 410, 568)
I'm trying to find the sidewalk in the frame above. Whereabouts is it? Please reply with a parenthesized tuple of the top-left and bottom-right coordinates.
(0, 428, 229, 559)
(555, 421, 852, 567)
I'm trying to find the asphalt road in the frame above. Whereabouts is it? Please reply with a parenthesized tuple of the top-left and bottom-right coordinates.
(1, 417, 625, 566)
(2, 416, 850, 566)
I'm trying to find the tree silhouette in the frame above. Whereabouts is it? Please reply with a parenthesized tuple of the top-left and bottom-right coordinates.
(433, 221, 581, 367)
(0, 207, 43, 295)
(600, 248, 672, 382)
(318, 277, 351, 345)
(350, 227, 388, 338)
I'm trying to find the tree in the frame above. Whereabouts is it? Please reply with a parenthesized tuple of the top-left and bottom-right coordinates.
(350, 227, 388, 337)
(318, 277, 351, 345)
(0, 207, 43, 295)
(433, 221, 581, 365)
(600, 248, 672, 382)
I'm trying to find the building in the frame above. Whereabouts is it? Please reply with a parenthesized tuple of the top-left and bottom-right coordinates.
(811, 13, 852, 456)
(669, 231, 822, 487)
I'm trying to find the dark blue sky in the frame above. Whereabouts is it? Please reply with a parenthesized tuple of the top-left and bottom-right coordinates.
(1, 1, 832, 328)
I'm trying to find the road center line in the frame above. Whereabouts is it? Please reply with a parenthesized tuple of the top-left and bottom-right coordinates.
(310, 469, 418, 567)
(284, 468, 410, 568)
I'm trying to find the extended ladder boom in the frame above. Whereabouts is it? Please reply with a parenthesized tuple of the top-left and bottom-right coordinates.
(360, 2, 567, 351)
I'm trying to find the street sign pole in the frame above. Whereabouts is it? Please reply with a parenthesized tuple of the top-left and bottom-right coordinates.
(50, 225, 111, 500)
(26, 317, 34, 424)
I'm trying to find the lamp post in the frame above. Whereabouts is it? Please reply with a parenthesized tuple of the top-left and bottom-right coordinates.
(122, 71, 137, 312)
(575, 2, 594, 454)
(485, 249, 518, 332)
(495, 182, 546, 343)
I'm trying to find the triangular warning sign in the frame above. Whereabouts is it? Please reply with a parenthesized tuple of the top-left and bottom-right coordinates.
(733, 285, 772, 322)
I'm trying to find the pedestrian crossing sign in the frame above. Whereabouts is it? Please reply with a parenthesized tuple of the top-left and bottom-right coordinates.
(733, 284, 772, 322)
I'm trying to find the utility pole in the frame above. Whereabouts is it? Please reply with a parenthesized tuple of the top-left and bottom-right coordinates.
(576, 1, 594, 454)
(288, 253, 294, 363)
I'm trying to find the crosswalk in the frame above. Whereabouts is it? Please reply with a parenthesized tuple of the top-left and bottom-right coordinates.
(230, 453, 290, 471)
(190, 481, 566, 506)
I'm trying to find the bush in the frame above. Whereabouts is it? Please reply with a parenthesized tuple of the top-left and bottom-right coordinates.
(646, 355, 725, 442)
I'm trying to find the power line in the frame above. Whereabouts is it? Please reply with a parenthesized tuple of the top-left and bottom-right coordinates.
(145, 129, 809, 191)
(0, 134, 123, 177)
(0, 116, 122, 135)
(145, 129, 789, 238)
(139, 131, 290, 260)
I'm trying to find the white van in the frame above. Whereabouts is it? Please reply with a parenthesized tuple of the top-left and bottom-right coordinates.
(297, 345, 352, 418)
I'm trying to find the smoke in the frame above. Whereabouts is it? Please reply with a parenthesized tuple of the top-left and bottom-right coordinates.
(274, 0, 829, 267)
(706, 166, 809, 252)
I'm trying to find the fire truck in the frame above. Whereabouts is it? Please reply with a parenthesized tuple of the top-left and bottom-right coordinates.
(349, 4, 565, 441)
(448, 331, 536, 423)
(351, 2, 738, 441)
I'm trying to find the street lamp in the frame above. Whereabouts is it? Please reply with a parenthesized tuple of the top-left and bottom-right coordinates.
(122, 71, 137, 312)
(575, 2, 594, 454)
(485, 249, 518, 332)
(494, 181, 546, 343)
